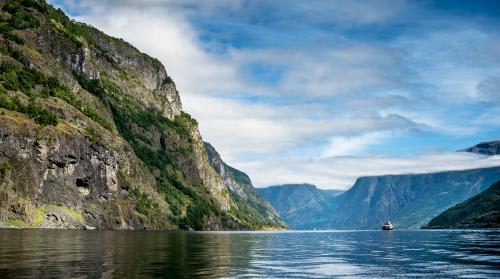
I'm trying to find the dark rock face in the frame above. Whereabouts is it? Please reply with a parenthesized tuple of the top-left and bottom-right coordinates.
(0, 116, 162, 229)
(257, 184, 341, 229)
(459, 140, 500, 155)
(0, 0, 283, 230)
(424, 181, 500, 229)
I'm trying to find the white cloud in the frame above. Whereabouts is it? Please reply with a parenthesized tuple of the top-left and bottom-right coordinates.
(243, 153, 500, 189)
(394, 28, 500, 102)
(63, 0, 426, 165)
(72, 7, 246, 100)
(229, 45, 407, 98)
(186, 93, 422, 161)
(50, 0, 500, 190)
(321, 132, 390, 157)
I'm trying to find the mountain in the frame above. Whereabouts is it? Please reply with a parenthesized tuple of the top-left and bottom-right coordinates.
(327, 166, 500, 229)
(323, 189, 345, 197)
(259, 167, 500, 230)
(257, 184, 342, 229)
(0, 0, 283, 230)
(424, 181, 500, 229)
(459, 140, 500, 155)
(204, 142, 285, 228)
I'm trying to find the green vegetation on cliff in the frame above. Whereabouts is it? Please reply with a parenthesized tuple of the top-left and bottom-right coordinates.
(204, 142, 285, 229)
(0, 163, 11, 184)
(0, 0, 283, 230)
(0, 63, 59, 126)
(424, 181, 500, 229)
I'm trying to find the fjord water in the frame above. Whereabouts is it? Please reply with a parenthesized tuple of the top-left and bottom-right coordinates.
(0, 230, 499, 278)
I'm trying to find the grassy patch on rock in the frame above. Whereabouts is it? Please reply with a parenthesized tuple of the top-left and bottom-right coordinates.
(0, 219, 31, 228)
(33, 204, 84, 226)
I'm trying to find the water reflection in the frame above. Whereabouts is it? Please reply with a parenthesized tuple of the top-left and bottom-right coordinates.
(0, 229, 499, 278)
(0, 230, 256, 278)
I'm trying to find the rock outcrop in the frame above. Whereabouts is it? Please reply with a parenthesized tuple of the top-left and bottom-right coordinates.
(459, 140, 500, 155)
(0, 0, 283, 230)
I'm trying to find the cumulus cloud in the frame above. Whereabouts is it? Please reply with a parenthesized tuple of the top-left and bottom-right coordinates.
(186, 94, 422, 161)
(50, 0, 500, 189)
(274, 46, 406, 98)
(70, 7, 246, 99)
(242, 153, 500, 189)
(321, 132, 390, 157)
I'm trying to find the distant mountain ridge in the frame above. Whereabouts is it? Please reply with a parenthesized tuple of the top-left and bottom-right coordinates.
(459, 140, 500, 155)
(257, 184, 343, 229)
(261, 167, 500, 230)
(327, 166, 500, 229)
(258, 140, 500, 230)
(424, 180, 500, 229)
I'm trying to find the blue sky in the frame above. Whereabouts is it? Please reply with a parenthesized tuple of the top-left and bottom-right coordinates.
(51, 0, 500, 189)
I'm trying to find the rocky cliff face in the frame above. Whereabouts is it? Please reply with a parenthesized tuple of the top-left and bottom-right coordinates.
(204, 142, 285, 228)
(0, 0, 283, 230)
(0, 114, 170, 229)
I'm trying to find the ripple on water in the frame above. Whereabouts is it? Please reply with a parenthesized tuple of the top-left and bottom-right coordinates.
(1, 229, 500, 278)
(403, 248, 425, 251)
(443, 266, 500, 278)
(308, 263, 364, 277)
(457, 255, 500, 264)
(429, 249, 453, 255)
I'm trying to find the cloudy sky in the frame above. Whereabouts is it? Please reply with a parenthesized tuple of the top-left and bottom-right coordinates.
(50, 0, 500, 189)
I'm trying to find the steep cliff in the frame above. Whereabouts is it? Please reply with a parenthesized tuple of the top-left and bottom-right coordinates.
(204, 142, 285, 228)
(423, 180, 500, 229)
(328, 166, 500, 229)
(0, 0, 282, 230)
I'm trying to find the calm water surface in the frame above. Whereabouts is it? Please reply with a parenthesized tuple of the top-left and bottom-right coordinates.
(0, 229, 499, 278)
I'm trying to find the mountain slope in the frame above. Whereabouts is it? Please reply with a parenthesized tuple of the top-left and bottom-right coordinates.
(204, 142, 285, 228)
(459, 140, 500, 155)
(328, 167, 500, 229)
(257, 184, 341, 229)
(259, 167, 500, 230)
(0, 0, 282, 230)
(423, 181, 500, 229)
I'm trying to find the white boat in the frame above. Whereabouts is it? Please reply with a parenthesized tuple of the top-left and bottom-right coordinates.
(382, 221, 394, 230)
